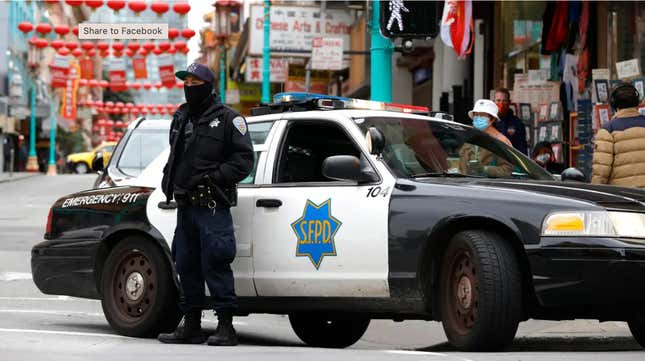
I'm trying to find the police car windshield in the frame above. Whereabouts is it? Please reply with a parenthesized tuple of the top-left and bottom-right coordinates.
(357, 117, 554, 180)
(117, 128, 169, 177)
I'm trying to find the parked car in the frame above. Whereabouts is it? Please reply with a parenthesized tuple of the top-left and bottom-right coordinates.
(93, 117, 170, 188)
(32, 94, 645, 351)
(67, 141, 116, 174)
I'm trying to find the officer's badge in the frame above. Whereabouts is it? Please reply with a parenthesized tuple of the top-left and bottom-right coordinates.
(291, 199, 342, 269)
(209, 118, 220, 128)
(232, 116, 247, 135)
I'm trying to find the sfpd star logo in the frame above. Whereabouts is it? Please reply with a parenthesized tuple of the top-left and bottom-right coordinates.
(291, 199, 342, 269)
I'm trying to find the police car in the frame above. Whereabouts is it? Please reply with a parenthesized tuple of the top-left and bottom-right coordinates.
(32, 93, 645, 351)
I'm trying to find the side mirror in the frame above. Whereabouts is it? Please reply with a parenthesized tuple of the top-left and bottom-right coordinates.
(560, 167, 586, 182)
(92, 152, 104, 172)
(365, 127, 385, 155)
(322, 155, 379, 183)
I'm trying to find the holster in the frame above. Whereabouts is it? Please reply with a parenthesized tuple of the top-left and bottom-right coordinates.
(188, 177, 237, 208)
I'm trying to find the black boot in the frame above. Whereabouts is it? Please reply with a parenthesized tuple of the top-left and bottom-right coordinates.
(158, 309, 206, 344)
(207, 309, 238, 346)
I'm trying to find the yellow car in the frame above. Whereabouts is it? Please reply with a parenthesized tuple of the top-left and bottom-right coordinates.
(66, 142, 116, 174)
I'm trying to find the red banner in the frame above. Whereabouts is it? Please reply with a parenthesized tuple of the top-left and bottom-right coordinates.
(61, 63, 80, 120)
(109, 58, 127, 92)
(158, 54, 175, 88)
(132, 56, 147, 79)
(79, 57, 94, 80)
(50, 54, 70, 88)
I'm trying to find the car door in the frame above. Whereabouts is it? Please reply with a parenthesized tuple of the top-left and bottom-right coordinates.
(146, 119, 279, 297)
(251, 115, 396, 297)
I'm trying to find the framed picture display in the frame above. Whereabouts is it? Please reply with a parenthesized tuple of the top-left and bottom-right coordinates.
(538, 125, 548, 142)
(594, 104, 611, 129)
(549, 102, 562, 121)
(551, 143, 563, 163)
(549, 123, 562, 142)
(632, 77, 645, 101)
(519, 103, 532, 122)
(594, 79, 609, 103)
(538, 103, 549, 122)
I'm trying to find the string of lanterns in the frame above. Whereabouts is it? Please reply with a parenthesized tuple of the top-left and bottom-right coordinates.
(40, 1, 191, 16)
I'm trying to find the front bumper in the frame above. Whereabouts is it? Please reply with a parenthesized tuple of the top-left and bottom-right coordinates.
(31, 239, 101, 299)
(527, 237, 645, 310)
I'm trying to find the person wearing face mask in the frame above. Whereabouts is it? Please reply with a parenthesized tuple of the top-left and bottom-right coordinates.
(532, 141, 565, 174)
(159, 63, 253, 346)
(493, 88, 528, 155)
(459, 99, 514, 177)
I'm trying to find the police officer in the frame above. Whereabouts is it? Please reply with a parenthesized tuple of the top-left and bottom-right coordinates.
(158, 63, 253, 346)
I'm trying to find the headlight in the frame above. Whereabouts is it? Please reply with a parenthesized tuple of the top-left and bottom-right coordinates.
(542, 211, 645, 238)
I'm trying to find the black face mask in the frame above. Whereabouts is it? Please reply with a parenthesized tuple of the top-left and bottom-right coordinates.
(184, 82, 212, 109)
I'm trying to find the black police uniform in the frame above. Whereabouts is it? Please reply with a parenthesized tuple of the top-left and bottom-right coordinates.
(159, 90, 253, 345)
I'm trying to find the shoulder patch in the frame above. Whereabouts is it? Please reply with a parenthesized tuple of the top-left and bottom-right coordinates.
(232, 116, 247, 135)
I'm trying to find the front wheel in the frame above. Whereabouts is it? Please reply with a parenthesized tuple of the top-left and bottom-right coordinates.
(439, 230, 522, 351)
(74, 162, 89, 174)
(100, 236, 181, 337)
(628, 317, 645, 349)
(289, 313, 370, 348)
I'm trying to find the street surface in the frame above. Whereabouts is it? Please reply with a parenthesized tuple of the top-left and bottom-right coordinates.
(0, 175, 643, 360)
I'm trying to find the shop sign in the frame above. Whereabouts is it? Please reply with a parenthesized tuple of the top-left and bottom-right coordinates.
(79, 57, 94, 80)
(285, 64, 329, 94)
(61, 63, 80, 120)
(109, 58, 127, 91)
(311, 37, 343, 70)
(238, 83, 261, 102)
(616, 59, 641, 79)
(9, 73, 23, 99)
(158, 54, 175, 88)
(132, 56, 147, 79)
(528, 69, 549, 85)
(245, 57, 288, 83)
(51, 54, 71, 88)
(249, 5, 352, 56)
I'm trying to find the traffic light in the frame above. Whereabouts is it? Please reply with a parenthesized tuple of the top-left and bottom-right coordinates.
(379, 0, 442, 39)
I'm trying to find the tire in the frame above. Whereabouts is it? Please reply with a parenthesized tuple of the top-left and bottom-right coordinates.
(289, 313, 370, 348)
(100, 236, 181, 337)
(74, 162, 89, 174)
(628, 318, 645, 349)
(439, 230, 522, 351)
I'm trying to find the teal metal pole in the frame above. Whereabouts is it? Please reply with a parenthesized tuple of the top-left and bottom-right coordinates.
(48, 95, 56, 167)
(28, 80, 36, 158)
(261, 0, 271, 103)
(220, 45, 226, 103)
(370, 0, 393, 102)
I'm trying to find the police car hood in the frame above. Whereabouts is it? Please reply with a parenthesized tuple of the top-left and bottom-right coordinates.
(463, 179, 645, 210)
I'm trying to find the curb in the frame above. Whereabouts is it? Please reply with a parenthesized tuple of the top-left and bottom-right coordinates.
(0, 173, 42, 184)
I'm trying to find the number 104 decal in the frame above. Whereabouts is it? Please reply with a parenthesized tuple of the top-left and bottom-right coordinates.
(366, 186, 390, 198)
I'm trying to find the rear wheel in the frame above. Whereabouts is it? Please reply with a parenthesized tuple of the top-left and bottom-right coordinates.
(74, 162, 89, 174)
(100, 236, 181, 337)
(628, 317, 645, 348)
(439, 230, 522, 351)
(289, 313, 370, 348)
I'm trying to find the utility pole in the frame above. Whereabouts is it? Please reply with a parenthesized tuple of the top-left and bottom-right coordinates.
(46, 91, 57, 175)
(262, 0, 271, 104)
(26, 79, 38, 172)
(220, 46, 226, 103)
(370, 0, 393, 102)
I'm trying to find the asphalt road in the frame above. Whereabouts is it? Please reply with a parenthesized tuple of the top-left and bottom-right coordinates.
(0, 174, 643, 361)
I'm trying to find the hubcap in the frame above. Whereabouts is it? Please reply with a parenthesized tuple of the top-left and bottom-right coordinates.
(457, 275, 472, 309)
(125, 272, 145, 301)
(446, 249, 479, 334)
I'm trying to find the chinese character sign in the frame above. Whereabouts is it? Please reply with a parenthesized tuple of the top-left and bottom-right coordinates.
(311, 37, 343, 70)
(245, 57, 288, 83)
(109, 58, 127, 91)
(50, 54, 71, 88)
(132, 56, 148, 79)
(158, 54, 175, 88)
(61, 63, 79, 120)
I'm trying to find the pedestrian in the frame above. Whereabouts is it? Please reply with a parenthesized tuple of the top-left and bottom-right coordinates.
(17, 135, 27, 172)
(493, 88, 528, 154)
(592, 82, 645, 187)
(459, 99, 514, 177)
(532, 141, 565, 174)
(158, 63, 254, 346)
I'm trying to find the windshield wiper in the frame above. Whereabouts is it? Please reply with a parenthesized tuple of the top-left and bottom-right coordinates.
(409, 171, 483, 178)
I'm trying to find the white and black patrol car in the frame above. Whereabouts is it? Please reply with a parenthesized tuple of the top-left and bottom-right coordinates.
(32, 93, 645, 351)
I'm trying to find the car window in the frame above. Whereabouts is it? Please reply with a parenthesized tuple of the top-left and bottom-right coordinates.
(240, 151, 259, 184)
(117, 129, 169, 177)
(103, 145, 115, 153)
(357, 116, 553, 180)
(248, 122, 273, 145)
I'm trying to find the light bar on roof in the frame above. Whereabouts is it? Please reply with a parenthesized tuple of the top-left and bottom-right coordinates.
(269, 92, 430, 115)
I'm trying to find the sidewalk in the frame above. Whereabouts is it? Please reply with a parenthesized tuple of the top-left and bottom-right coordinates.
(0, 172, 42, 184)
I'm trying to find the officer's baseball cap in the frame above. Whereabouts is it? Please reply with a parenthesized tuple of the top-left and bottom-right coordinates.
(175, 63, 215, 83)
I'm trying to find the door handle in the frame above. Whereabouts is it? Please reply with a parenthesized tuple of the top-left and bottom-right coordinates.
(256, 199, 282, 208)
(158, 200, 177, 210)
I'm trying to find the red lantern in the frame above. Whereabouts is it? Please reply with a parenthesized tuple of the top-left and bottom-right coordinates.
(78, 79, 88, 86)
(125, 49, 134, 57)
(72, 48, 84, 58)
(84, 0, 104, 11)
(143, 82, 152, 90)
(72, 26, 79, 36)
(174, 41, 187, 50)
(154, 82, 163, 89)
(88, 79, 99, 87)
(131, 83, 142, 90)
(54, 25, 70, 37)
(115, 121, 125, 128)
(50, 40, 65, 50)
(65, 41, 78, 50)
(65, 0, 83, 6)
(166, 104, 175, 112)
(18, 22, 34, 33)
(33, 38, 49, 49)
(96, 41, 109, 51)
(105, 101, 115, 108)
(180, 47, 190, 55)
(125, 102, 134, 108)
(166, 46, 176, 55)
(45, 0, 59, 5)
(142, 42, 156, 51)
(106, 119, 115, 127)
(181, 28, 196, 39)
(115, 101, 124, 108)
(157, 42, 171, 51)
(95, 100, 104, 107)
(58, 47, 70, 55)
(100, 80, 109, 89)
(81, 41, 94, 51)
(112, 42, 124, 52)
(127, 42, 140, 52)
(168, 28, 180, 40)
(176, 81, 184, 88)
(173, 2, 190, 16)
(35, 23, 52, 36)
(100, 50, 110, 58)
(153, 47, 163, 55)
(137, 49, 148, 57)
(128, 0, 147, 13)
(150, 2, 169, 16)
(87, 49, 97, 57)
(113, 51, 123, 58)
(107, 0, 125, 12)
